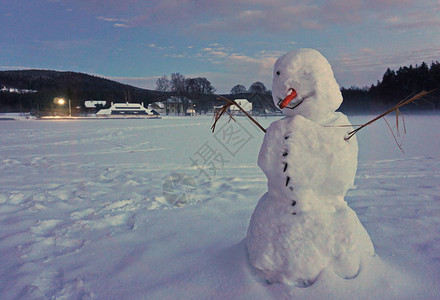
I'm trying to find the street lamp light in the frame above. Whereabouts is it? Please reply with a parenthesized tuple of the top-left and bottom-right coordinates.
(54, 97, 71, 117)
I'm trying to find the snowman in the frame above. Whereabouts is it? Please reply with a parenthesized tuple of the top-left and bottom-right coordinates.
(246, 49, 375, 287)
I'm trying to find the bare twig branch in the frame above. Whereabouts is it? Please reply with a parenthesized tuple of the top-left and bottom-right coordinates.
(383, 116, 405, 153)
(211, 89, 435, 155)
(211, 98, 236, 133)
(345, 89, 436, 140)
(211, 95, 267, 133)
(402, 111, 407, 134)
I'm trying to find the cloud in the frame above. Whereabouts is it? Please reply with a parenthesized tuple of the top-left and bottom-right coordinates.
(199, 46, 233, 60)
(188, 2, 322, 34)
(97, 16, 129, 27)
(194, 45, 283, 92)
(366, 0, 413, 10)
(359, 48, 376, 55)
(148, 43, 174, 50)
(377, 1, 440, 29)
(106, 43, 279, 93)
(73, 0, 440, 35)
(114, 23, 128, 28)
(384, 16, 401, 24)
(334, 46, 440, 71)
(97, 16, 125, 22)
(321, 0, 363, 24)
(164, 54, 186, 58)
(384, 12, 440, 29)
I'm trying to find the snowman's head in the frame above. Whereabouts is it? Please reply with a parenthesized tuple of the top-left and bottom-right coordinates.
(272, 48, 342, 122)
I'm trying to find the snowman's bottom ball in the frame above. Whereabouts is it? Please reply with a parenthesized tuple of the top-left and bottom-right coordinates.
(246, 193, 374, 286)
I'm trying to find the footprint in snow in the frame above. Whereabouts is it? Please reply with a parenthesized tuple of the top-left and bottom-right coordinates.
(21, 235, 85, 262)
(18, 269, 94, 299)
(30, 219, 63, 237)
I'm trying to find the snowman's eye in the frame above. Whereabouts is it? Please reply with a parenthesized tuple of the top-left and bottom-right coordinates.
(276, 71, 280, 76)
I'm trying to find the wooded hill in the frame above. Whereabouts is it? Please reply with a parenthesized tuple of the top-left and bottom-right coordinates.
(0, 70, 169, 113)
(0, 70, 278, 115)
(1, 62, 439, 114)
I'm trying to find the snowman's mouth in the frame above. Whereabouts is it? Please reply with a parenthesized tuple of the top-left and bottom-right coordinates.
(277, 89, 313, 110)
(279, 98, 304, 110)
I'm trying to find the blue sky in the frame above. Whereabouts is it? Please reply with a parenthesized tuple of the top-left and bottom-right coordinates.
(1, 0, 440, 93)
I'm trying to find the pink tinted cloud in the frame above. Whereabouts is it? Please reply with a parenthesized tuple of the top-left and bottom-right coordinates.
(366, 0, 413, 10)
(332, 45, 440, 87)
(384, 8, 440, 29)
(332, 45, 440, 72)
(189, 2, 320, 34)
(74, 0, 439, 33)
(321, 0, 363, 24)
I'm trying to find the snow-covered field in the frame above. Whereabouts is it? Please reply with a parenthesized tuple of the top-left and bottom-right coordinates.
(1, 115, 439, 299)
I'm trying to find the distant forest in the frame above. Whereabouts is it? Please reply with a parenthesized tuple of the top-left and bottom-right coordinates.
(1, 61, 440, 114)
(340, 61, 440, 112)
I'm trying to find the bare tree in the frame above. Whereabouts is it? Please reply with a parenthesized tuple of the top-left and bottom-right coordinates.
(249, 81, 267, 94)
(187, 77, 216, 95)
(187, 77, 216, 113)
(155, 75, 171, 92)
(171, 73, 190, 115)
(230, 84, 247, 94)
(157, 73, 217, 115)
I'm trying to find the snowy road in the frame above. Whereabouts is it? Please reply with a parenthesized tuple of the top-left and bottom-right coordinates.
(0, 115, 439, 299)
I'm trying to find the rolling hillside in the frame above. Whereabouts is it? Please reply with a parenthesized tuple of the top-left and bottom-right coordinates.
(0, 70, 168, 112)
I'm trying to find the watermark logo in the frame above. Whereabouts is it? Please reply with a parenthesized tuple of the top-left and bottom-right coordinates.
(213, 120, 254, 157)
(189, 117, 255, 180)
(162, 172, 197, 207)
(189, 141, 229, 178)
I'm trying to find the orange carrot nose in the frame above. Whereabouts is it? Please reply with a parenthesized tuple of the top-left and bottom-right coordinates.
(279, 88, 297, 109)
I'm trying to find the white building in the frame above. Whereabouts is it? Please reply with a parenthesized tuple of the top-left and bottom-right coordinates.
(96, 102, 161, 118)
(84, 100, 106, 109)
(230, 99, 252, 114)
(148, 102, 165, 114)
(164, 97, 194, 116)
